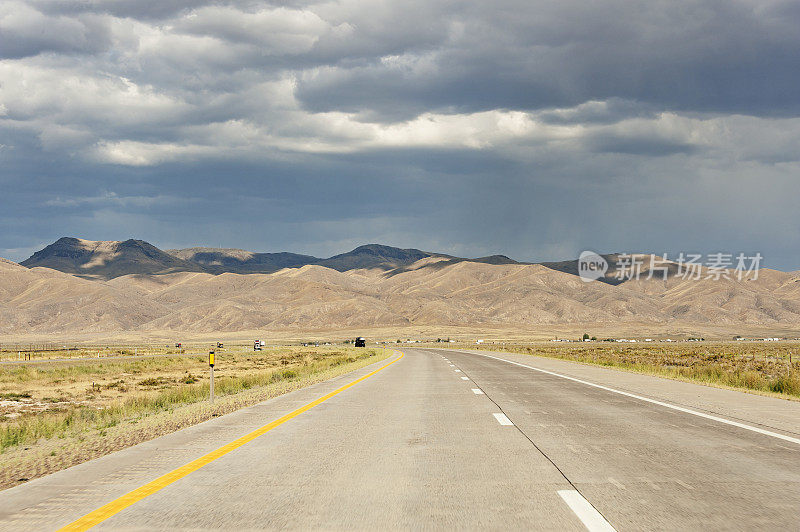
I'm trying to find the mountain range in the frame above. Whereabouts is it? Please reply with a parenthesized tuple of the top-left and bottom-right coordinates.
(20, 238, 502, 278)
(20, 238, 524, 279)
(4, 237, 800, 337)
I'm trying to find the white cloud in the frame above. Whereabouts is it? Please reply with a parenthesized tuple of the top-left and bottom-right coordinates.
(73, 103, 800, 166)
(91, 140, 210, 166)
(85, 109, 578, 165)
(0, 62, 187, 126)
(176, 6, 331, 54)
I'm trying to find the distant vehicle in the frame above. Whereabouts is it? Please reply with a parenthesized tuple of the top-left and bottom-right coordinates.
(354, 337, 366, 347)
(216, 342, 224, 348)
(175, 343, 182, 348)
(254, 340, 265, 351)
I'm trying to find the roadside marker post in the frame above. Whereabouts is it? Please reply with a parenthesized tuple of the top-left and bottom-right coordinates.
(209, 351, 215, 403)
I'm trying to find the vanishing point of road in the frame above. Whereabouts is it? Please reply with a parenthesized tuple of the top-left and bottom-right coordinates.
(1, 348, 799, 530)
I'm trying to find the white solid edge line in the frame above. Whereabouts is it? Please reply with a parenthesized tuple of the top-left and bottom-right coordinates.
(472, 388, 484, 395)
(493, 413, 513, 425)
(558, 490, 616, 532)
(471, 351, 800, 446)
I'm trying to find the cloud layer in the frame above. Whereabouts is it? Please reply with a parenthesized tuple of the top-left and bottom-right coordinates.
(2, 0, 799, 267)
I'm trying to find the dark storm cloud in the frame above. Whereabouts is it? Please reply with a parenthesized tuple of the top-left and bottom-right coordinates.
(1, 0, 800, 270)
(296, 0, 800, 119)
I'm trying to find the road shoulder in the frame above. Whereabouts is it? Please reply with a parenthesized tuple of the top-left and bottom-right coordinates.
(0, 352, 399, 529)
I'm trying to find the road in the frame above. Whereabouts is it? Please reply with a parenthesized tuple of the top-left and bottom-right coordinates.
(1, 348, 799, 530)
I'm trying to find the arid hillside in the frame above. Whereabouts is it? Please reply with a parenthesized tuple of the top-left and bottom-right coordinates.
(3, 240, 800, 336)
(0, 258, 169, 333)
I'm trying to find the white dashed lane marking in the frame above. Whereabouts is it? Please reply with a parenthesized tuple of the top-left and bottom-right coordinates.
(558, 490, 616, 532)
(607, 477, 626, 490)
(493, 413, 513, 426)
(461, 376, 469, 380)
(472, 388, 484, 395)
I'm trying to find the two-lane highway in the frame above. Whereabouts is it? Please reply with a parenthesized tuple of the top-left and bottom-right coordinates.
(0, 348, 798, 530)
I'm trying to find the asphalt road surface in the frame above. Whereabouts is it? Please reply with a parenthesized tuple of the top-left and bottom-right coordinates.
(1, 348, 799, 531)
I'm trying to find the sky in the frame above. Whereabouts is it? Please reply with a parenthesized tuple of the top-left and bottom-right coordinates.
(1, 0, 799, 268)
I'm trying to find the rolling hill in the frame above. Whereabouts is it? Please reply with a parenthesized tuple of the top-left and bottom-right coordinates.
(3, 238, 800, 337)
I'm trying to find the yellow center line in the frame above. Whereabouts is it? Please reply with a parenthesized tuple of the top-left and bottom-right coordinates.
(58, 351, 405, 532)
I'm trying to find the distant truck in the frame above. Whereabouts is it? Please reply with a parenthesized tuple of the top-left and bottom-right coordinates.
(354, 337, 366, 347)
(254, 340, 265, 351)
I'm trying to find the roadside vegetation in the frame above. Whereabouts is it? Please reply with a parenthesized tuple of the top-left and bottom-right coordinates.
(474, 342, 800, 399)
(0, 345, 389, 489)
(0, 344, 186, 362)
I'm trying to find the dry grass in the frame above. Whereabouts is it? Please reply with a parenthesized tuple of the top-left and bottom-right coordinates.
(474, 342, 800, 399)
(0, 345, 390, 489)
(0, 344, 187, 362)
